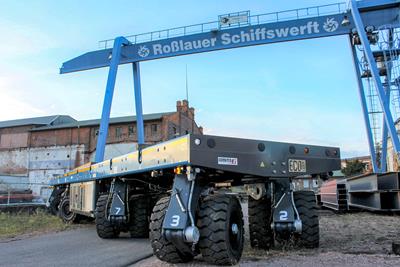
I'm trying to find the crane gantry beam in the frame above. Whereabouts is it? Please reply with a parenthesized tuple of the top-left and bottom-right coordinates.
(59, 0, 400, 172)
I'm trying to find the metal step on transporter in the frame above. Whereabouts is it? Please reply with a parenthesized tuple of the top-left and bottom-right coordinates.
(48, 0, 400, 265)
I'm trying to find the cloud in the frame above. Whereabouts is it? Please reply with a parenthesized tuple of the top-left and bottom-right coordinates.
(199, 106, 370, 159)
(0, 65, 48, 120)
(0, 92, 46, 120)
(0, 18, 57, 58)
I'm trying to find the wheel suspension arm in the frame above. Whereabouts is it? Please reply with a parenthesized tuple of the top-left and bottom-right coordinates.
(163, 168, 202, 252)
(271, 179, 302, 233)
(108, 178, 128, 223)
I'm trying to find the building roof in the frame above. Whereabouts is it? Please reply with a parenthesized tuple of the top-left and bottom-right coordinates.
(31, 112, 174, 131)
(0, 115, 76, 129)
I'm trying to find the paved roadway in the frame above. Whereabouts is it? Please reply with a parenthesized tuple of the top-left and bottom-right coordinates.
(0, 203, 249, 267)
(0, 226, 152, 267)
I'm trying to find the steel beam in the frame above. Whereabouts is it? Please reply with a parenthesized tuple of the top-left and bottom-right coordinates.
(95, 37, 130, 162)
(349, 39, 379, 172)
(350, 0, 400, 161)
(380, 29, 395, 172)
(132, 62, 145, 147)
(60, 0, 400, 74)
(380, 77, 391, 172)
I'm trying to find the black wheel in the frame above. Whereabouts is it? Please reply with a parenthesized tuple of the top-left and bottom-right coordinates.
(95, 194, 120, 239)
(197, 194, 244, 265)
(48, 187, 64, 215)
(129, 196, 149, 238)
(294, 190, 319, 248)
(149, 196, 194, 263)
(58, 195, 78, 223)
(248, 196, 274, 250)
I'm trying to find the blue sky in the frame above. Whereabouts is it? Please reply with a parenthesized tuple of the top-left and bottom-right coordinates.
(0, 0, 369, 158)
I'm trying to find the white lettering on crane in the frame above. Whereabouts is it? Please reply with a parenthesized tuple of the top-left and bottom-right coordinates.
(141, 18, 338, 57)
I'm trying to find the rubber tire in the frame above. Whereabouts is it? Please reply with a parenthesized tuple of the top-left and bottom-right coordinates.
(95, 194, 120, 239)
(294, 190, 319, 248)
(198, 194, 244, 265)
(58, 196, 78, 223)
(48, 188, 63, 215)
(129, 196, 149, 238)
(149, 196, 194, 263)
(248, 196, 274, 250)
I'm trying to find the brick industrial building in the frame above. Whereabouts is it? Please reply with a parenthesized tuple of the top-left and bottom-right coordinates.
(0, 100, 202, 198)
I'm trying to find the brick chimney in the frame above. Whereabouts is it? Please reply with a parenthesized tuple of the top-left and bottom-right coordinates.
(189, 107, 195, 120)
(176, 100, 182, 112)
(176, 99, 202, 134)
(177, 100, 189, 114)
(182, 100, 189, 112)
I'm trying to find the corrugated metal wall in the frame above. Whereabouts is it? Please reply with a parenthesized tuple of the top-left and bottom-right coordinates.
(0, 145, 85, 198)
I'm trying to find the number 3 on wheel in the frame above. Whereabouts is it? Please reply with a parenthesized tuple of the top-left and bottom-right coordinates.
(170, 215, 180, 227)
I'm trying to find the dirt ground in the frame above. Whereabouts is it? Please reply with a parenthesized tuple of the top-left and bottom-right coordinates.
(135, 210, 400, 267)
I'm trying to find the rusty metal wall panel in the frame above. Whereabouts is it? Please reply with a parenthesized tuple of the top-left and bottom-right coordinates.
(0, 149, 29, 175)
(88, 142, 138, 162)
(320, 179, 348, 211)
(28, 145, 86, 171)
(0, 133, 28, 149)
(28, 169, 62, 198)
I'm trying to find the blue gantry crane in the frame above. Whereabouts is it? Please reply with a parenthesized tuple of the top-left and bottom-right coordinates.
(60, 0, 400, 173)
(49, 1, 400, 265)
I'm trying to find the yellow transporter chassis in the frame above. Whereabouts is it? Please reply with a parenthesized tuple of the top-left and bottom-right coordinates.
(52, 135, 190, 186)
(50, 134, 340, 217)
(51, 135, 191, 217)
(51, 134, 340, 186)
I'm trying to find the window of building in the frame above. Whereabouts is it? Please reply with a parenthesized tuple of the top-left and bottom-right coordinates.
(151, 124, 158, 135)
(115, 127, 122, 139)
(128, 126, 136, 137)
(94, 128, 110, 138)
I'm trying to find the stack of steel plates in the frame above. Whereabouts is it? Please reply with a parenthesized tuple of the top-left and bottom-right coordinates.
(347, 173, 400, 211)
(319, 178, 348, 211)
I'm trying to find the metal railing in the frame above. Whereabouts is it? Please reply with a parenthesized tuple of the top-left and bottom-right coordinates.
(98, 2, 347, 49)
(0, 182, 50, 208)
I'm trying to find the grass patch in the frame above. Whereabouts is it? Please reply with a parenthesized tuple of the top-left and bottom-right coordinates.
(0, 209, 70, 239)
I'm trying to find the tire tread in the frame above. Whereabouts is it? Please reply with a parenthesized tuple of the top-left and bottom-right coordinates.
(95, 194, 119, 239)
(198, 195, 244, 265)
(248, 196, 274, 250)
(149, 196, 193, 263)
(294, 191, 319, 248)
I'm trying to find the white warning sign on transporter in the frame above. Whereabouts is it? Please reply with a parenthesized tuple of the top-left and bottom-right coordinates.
(218, 157, 238, 166)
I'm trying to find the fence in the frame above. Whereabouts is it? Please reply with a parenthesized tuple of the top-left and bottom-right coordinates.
(0, 182, 50, 208)
(98, 2, 347, 49)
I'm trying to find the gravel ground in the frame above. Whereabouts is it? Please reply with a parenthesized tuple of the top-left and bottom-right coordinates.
(134, 210, 400, 267)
